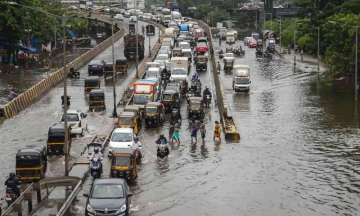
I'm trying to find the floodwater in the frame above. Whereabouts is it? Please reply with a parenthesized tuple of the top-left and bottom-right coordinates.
(2, 31, 360, 215)
(0, 49, 89, 105)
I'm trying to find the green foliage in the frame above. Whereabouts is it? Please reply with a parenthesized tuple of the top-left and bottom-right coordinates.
(204, 10, 230, 27)
(194, 3, 211, 20)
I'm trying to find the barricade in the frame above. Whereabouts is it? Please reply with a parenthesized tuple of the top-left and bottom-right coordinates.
(197, 20, 240, 141)
(1, 23, 125, 121)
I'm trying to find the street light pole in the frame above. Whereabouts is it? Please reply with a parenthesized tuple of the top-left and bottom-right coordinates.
(356, 26, 358, 101)
(111, 19, 117, 117)
(54, 18, 57, 49)
(62, 16, 69, 177)
(135, 0, 139, 79)
(317, 27, 320, 73)
(279, 16, 282, 55)
(263, 10, 265, 59)
(294, 21, 296, 69)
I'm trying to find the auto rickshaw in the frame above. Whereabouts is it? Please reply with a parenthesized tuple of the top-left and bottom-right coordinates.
(104, 62, 114, 77)
(144, 102, 164, 127)
(256, 39, 263, 58)
(89, 89, 106, 111)
(75, 37, 91, 47)
(110, 148, 138, 181)
(187, 97, 204, 119)
(224, 59, 234, 73)
(161, 89, 178, 113)
(116, 58, 128, 73)
(172, 48, 182, 57)
(47, 123, 72, 155)
(226, 47, 233, 54)
(182, 49, 192, 63)
(117, 112, 139, 134)
(146, 24, 155, 36)
(196, 55, 207, 71)
(16, 145, 47, 181)
(85, 76, 100, 94)
(124, 105, 142, 127)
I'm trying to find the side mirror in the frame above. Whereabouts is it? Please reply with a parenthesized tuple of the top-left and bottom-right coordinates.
(83, 193, 89, 197)
(250, 81, 252, 83)
(128, 193, 133, 197)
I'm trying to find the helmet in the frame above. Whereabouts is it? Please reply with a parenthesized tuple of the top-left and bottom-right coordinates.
(9, 172, 15, 179)
(94, 147, 99, 153)
(160, 134, 165, 139)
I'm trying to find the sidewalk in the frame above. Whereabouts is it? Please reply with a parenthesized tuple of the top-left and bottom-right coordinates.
(276, 46, 327, 72)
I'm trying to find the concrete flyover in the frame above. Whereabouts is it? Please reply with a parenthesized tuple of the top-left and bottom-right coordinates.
(196, 20, 240, 141)
(0, 16, 124, 122)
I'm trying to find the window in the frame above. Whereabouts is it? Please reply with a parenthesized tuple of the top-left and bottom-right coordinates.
(92, 184, 124, 199)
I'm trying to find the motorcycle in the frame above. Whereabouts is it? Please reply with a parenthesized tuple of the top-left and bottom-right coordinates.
(204, 94, 211, 107)
(68, 67, 80, 78)
(186, 90, 195, 104)
(5, 187, 19, 207)
(133, 140, 143, 164)
(90, 157, 102, 179)
(61, 96, 71, 107)
(156, 142, 169, 159)
(219, 50, 224, 59)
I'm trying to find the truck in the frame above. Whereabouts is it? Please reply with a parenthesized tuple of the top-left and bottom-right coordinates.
(232, 65, 251, 93)
(124, 34, 145, 59)
(180, 24, 190, 34)
(162, 8, 171, 15)
(163, 15, 172, 27)
(226, 32, 235, 44)
(171, 11, 181, 20)
(170, 57, 189, 94)
(133, 79, 160, 109)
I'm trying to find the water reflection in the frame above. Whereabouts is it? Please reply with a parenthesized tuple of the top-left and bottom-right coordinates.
(214, 141, 221, 151)
(200, 144, 208, 159)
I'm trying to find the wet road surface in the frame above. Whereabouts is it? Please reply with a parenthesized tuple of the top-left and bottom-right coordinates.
(0, 18, 159, 208)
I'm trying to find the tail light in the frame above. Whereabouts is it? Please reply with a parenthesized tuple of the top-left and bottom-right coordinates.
(78, 121, 82, 127)
(6, 194, 11, 198)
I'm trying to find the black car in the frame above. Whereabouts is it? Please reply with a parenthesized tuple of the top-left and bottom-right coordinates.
(85, 178, 132, 216)
(88, 60, 106, 76)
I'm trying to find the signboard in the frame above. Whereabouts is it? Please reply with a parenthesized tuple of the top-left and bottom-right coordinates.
(177, 60, 182, 64)
(216, 22, 223, 28)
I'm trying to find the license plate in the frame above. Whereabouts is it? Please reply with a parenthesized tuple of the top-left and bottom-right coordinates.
(5, 197, 12, 201)
(92, 65, 98, 68)
(240, 89, 245, 91)
(71, 124, 75, 127)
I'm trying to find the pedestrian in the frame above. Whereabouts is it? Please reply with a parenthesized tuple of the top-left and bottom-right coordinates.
(300, 49, 304, 61)
(295, 44, 298, 54)
(169, 122, 174, 143)
(219, 37, 222, 46)
(213, 121, 221, 141)
(8, 89, 17, 101)
(191, 120, 197, 143)
(199, 120, 206, 144)
(171, 122, 180, 144)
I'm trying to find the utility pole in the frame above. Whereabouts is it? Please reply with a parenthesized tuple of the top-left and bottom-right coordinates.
(112, 18, 117, 117)
(62, 16, 69, 177)
(54, 18, 57, 49)
(279, 16, 282, 55)
(317, 27, 320, 73)
(294, 21, 296, 69)
(356, 26, 358, 101)
(135, 0, 139, 78)
(263, 10, 265, 59)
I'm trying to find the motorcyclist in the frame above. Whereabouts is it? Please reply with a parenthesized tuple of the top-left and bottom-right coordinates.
(219, 49, 223, 54)
(203, 86, 211, 97)
(191, 73, 198, 82)
(61, 95, 70, 106)
(5, 173, 20, 197)
(89, 147, 102, 173)
(156, 135, 170, 156)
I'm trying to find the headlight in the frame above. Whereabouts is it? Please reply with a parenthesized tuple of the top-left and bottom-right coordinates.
(87, 204, 95, 213)
(116, 204, 127, 214)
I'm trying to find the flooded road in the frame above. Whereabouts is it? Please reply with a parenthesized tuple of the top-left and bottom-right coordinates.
(0, 18, 159, 205)
(2, 31, 360, 215)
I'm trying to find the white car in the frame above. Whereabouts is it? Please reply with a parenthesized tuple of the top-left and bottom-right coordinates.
(115, 14, 124, 21)
(61, 110, 87, 136)
(223, 53, 235, 62)
(108, 128, 139, 157)
(179, 42, 191, 50)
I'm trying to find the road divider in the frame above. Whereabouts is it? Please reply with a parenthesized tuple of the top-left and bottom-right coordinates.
(197, 20, 240, 141)
(0, 21, 125, 122)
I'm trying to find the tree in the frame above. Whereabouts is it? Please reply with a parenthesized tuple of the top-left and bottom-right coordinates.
(204, 9, 230, 27)
(194, 3, 211, 20)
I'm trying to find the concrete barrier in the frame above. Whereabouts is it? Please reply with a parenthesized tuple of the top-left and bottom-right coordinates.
(197, 20, 240, 141)
(1, 23, 125, 121)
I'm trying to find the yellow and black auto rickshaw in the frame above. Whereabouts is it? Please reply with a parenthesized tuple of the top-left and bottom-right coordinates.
(16, 145, 47, 181)
(47, 123, 72, 155)
(110, 148, 137, 181)
(187, 97, 204, 119)
(144, 102, 164, 127)
(161, 89, 178, 113)
(85, 76, 100, 94)
(124, 105, 142, 127)
(196, 55, 207, 72)
(89, 89, 106, 111)
(117, 112, 139, 134)
(104, 62, 114, 77)
(116, 58, 128, 73)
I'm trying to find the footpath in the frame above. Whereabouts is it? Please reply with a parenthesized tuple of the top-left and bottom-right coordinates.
(275, 46, 327, 73)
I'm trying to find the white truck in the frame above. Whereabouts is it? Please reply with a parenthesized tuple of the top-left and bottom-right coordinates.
(170, 57, 189, 93)
(232, 65, 251, 93)
(163, 15, 172, 27)
(162, 8, 171, 15)
(171, 11, 181, 20)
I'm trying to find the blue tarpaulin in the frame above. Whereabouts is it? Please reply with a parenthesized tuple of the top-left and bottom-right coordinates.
(19, 44, 38, 53)
(66, 26, 76, 37)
